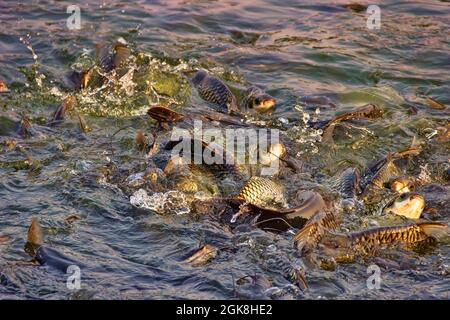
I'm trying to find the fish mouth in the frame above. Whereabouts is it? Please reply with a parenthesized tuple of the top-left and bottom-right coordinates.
(388, 193, 425, 219)
(253, 95, 277, 112)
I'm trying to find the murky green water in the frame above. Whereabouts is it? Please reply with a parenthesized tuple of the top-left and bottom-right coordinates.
(0, 0, 449, 299)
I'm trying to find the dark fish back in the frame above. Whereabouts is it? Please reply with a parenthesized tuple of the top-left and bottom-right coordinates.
(192, 71, 238, 113)
(338, 167, 360, 198)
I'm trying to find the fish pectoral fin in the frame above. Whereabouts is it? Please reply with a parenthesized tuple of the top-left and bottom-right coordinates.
(293, 211, 338, 254)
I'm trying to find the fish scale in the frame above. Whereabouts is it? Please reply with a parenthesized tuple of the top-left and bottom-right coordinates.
(263, 248, 307, 290)
(198, 80, 234, 108)
(350, 224, 430, 246)
(238, 176, 287, 208)
(191, 70, 239, 113)
(364, 191, 398, 215)
(338, 167, 360, 198)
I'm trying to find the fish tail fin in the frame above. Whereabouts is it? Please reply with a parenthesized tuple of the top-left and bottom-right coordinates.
(50, 96, 77, 125)
(392, 139, 422, 159)
(228, 95, 241, 115)
(147, 106, 184, 123)
(418, 222, 449, 239)
(27, 217, 44, 246)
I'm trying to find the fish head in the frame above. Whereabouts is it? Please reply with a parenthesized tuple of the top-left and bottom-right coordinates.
(182, 69, 205, 84)
(250, 93, 277, 113)
(361, 103, 384, 118)
(386, 192, 425, 219)
(0, 81, 10, 93)
(390, 177, 416, 194)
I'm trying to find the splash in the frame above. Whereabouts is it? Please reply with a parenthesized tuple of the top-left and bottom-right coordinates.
(130, 189, 190, 215)
(286, 104, 323, 155)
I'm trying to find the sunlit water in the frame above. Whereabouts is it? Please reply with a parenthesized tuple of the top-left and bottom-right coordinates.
(0, 0, 449, 299)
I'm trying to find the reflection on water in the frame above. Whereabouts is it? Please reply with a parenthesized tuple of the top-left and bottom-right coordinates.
(0, 0, 449, 299)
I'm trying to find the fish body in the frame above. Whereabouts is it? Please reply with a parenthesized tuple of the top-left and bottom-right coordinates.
(363, 191, 399, 216)
(347, 222, 448, 249)
(264, 249, 307, 291)
(95, 43, 114, 72)
(78, 114, 91, 134)
(315, 222, 448, 260)
(310, 104, 383, 130)
(338, 167, 361, 199)
(25, 218, 83, 273)
(190, 70, 239, 114)
(184, 245, 217, 266)
(238, 176, 287, 209)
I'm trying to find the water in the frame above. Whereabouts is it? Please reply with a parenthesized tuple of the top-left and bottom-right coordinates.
(0, 0, 449, 299)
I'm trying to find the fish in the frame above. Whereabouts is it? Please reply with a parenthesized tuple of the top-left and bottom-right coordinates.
(147, 105, 185, 124)
(360, 144, 421, 197)
(425, 97, 446, 110)
(184, 244, 218, 266)
(112, 43, 131, 71)
(0, 80, 10, 93)
(163, 136, 243, 178)
(69, 67, 94, 90)
(135, 131, 155, 154)
(78, 113, 91, 134)
(384, 192, 425, 219)
(95, 42, 131, 74)
(338, 167, 361, 199)
(48, 96, 77, 126)
(316, 222, 448, 260)
(16, 115, 53, 139)
(342, 3, 367, 13)
(309, 104, 383, 141)
(241, 86, 276, 113)
(96, 43, 114, 72)
(259, 143, 286, 166)
(16, 116, 33, 139)
(25, 218, 83, 273)
(189, 70, 240, 114)
(336, 167, 362, 211)
(310, 104, 384, 131)
(346, 222, 449, 250)
(264, 249, 308, 291)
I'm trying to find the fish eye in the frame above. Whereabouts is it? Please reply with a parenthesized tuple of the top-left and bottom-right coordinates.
(253, 98, 261, 106)
(399, 193, 409, 201)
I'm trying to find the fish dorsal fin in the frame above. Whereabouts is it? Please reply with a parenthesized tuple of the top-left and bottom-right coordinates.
(27, 217, 44, 246)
